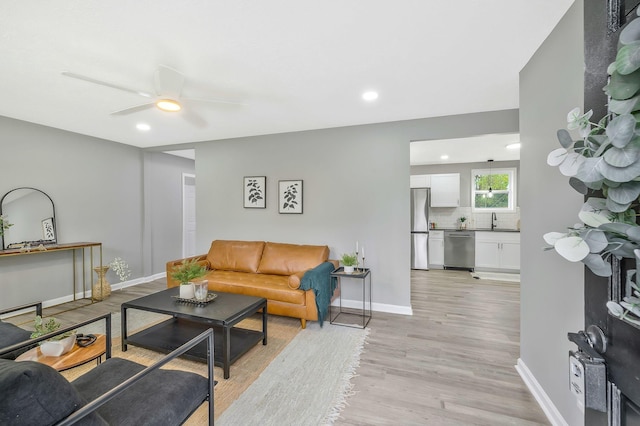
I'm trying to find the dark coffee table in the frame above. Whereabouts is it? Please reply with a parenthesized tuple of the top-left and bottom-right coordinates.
(121, 287, 267, 379)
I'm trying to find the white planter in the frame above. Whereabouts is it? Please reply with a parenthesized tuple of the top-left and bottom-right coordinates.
(180, 283, 195, 299)
(40, 334, 75, 357)
(343, 266, 355, 274)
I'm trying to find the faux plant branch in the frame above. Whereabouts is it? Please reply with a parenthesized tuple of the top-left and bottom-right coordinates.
(109, 257, 132, 282)
(0, 214, 13, 237)
(544, 9, 640, 279)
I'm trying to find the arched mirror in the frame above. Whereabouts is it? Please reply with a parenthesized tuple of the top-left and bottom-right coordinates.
(0, 187, 57, 250)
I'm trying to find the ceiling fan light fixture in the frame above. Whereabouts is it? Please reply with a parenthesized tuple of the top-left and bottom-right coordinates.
(156, 99, 181, 112)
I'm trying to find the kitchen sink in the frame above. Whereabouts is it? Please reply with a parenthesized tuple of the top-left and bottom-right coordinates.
(475, 228, 519, 232)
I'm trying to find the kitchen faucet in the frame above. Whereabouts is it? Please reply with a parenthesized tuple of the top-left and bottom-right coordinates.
(491, 212, 497, 230)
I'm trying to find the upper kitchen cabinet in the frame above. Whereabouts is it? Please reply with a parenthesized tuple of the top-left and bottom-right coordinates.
(410, 174, 430, 188)
(430, 173, 460, 207)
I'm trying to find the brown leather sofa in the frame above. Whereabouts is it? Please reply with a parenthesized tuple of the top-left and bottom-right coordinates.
(166, 240, 338, 328)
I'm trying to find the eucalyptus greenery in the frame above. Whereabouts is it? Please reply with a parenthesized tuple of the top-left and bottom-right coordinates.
(544, 9, 640, 325)
(30, 315, 73, 341)
(171, 258, 207, 284)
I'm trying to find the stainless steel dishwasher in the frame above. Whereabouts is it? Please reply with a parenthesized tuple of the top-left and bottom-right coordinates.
(444, 230, 475, 271)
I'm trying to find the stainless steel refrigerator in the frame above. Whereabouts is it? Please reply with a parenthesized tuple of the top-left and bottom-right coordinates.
(411, 188, 430, 270)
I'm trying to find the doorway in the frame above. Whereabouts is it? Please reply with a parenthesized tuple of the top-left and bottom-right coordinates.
(182, 173, 196, 258)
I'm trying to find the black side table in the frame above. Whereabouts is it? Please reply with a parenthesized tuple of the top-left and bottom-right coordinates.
(330, 267, 372, 329)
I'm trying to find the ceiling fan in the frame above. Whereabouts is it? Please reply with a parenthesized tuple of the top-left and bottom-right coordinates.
(61, 65, 242, 126)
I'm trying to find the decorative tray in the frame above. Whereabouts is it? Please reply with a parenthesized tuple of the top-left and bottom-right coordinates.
(172, 293, 218, 306)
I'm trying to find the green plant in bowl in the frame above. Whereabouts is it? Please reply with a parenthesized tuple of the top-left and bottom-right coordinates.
(171, 258, 207, 284)
(30, 316, 72, 341)
(341, 253, 358, 267)
(172, 258, 208, 299)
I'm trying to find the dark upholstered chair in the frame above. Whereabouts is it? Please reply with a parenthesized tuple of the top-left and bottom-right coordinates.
(0, 327, 214, 425)
(0, 301, 42, 359)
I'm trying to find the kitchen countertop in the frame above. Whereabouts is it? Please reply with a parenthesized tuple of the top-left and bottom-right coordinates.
(429, 228, 520, 233)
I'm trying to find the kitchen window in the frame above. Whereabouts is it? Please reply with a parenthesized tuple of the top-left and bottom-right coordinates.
(471, 167, 516, 211)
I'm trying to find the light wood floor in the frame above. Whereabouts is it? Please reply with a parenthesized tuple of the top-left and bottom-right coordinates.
(8, 270, 548, 425)
(336, 269, 549, 426)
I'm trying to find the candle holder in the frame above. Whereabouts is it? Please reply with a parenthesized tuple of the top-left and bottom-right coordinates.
(355, 251, 359, 272)
(361, 256, 365, 272)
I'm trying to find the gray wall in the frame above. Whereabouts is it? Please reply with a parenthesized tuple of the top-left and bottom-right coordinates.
(0, 116, 193, 308)
(411, 160, 520, 208)
(194, 110, 519, 310)
(520, 1, 584, 425)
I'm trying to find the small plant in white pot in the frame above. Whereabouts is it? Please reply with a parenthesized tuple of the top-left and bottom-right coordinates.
(341, 253, 358, 274)
(30, 316, 75, 357)
(459, 216, 467, 230)
(171, 258, 208, 299)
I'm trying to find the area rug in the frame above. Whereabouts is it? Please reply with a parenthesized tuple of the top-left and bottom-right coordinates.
(470, 271, 520, 283)
(62, 314, 301, 421)
(216, 322, 370, 426)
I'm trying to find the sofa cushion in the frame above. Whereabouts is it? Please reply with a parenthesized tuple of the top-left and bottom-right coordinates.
(0, 359, 107, 425)
(72, 357, 208, 425)
(207, 270, 306, 304)
(207, 240, 265, 273)
(257, 242, 329, 276)
(0, 321, 34, 360)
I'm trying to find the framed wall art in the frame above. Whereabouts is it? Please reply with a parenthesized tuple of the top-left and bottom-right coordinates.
(278, 180, 303, 214)
(244, 176, 266, 208)
(41, 217, 55, 241)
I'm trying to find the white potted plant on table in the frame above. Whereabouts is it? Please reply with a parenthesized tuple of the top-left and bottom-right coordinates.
(171, 259, 208, 299)
(341, 253, 358, 274)
(30, 316, 75, 357)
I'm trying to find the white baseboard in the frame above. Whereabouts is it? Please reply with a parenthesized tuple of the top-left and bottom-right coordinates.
(516, 358, 568, 426)
(9, 271, 414, 318)
(331, 298, 413, 316)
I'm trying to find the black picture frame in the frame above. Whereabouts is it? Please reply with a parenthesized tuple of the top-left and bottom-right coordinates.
(244, 176, 266, 208)
(278, 180, 303, 214)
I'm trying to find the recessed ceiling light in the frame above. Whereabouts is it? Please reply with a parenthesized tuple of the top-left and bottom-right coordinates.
(156, 99, 182, 112)
(362, 91, 379, 102)
(136, 123, 151, 131)
(506, 143, 521, 150)
(440, 155, 449, 160)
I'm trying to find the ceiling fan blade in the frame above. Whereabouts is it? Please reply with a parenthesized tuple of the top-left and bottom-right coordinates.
(110, 102, 156, 115)
(62, 71, 153, 98)
(182, 109, 207, 128)
(183, 96, 245, 106)
(155, 65, 184, 98)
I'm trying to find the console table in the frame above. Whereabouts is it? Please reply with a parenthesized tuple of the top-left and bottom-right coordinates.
(0, 242, 102, 301)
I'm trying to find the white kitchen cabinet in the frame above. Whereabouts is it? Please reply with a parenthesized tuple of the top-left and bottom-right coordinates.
(474, 231, 520, 271)
(430, 173, 460, 207)
(410, 174, 431, 188)
(428, 231, 444, 268)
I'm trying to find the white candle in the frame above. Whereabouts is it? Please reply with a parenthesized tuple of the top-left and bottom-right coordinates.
(356, 241, 359, 253)
(362, 246, 365, 258)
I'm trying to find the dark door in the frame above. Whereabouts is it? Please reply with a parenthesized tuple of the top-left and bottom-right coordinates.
(582, 2, 640, 425)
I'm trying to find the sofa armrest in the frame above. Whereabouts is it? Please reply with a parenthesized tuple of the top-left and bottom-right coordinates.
(0, 313, 112, 359)
(166, 254, 210, 288)
(57, 329, 215, 426)
(0, 301, 42, 318)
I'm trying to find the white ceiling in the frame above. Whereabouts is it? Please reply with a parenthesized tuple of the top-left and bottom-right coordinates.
(1, 1, 573, 149)
(410, 133, 520, 165)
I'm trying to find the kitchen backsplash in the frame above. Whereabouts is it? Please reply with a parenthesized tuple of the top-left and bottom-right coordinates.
(429, 207, 520, 230)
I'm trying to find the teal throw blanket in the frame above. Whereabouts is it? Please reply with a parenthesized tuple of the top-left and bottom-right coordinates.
(300, 262, 337, 326)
